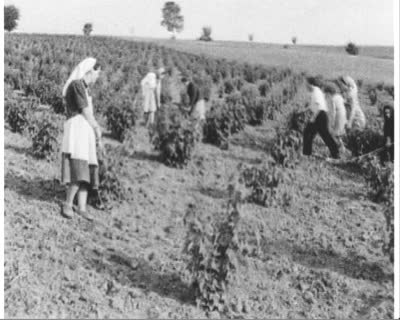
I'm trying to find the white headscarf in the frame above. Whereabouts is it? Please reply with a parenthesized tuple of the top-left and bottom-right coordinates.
(62, 57, 97, 97)
(341, 75, 358, 94)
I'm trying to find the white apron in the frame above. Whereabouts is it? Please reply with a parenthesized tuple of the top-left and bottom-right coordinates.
(61, 95, 98, 166)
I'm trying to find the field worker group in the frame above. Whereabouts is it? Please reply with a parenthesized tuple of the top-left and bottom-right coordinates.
(59, 57, 392, 220)
(302, 75, 369, 160)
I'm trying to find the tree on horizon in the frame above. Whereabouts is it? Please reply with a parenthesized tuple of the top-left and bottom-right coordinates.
(83, 23, 93, 36)
(161, 2, 184, 40)
(4, 5, 20, 32)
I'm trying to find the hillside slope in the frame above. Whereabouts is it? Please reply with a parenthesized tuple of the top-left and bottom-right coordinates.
(4, 121, 393, 318)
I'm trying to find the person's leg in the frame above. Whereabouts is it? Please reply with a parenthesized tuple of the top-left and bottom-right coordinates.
(303, 121, 317, 156)
(149, 111, 155, 125)
(317, 112, 339, 158)
(77, 183, 94, 221)
(62, 183, 79, 218)
(66, 183, 80, 207)
(78, 184, 88, 212)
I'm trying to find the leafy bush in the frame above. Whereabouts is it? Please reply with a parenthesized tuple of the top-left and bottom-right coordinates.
(240, 84, 262, 125)
(287, 107, 311, 133)
(203, 98, 247, 149)
(31, 79, 64, 113)
(343, 127, 384, 157)
(105, 100, 137, 142)
(5, 99, 34, 133)
(360, 155, 393, 203)
(28, 113, 61, 160)
(151, 106, 200, 168)
(383, 201, 394, 263)
(368, 88, 378, 105)
(92, 145, 131, 208)
(239, 162, 292, 208)
(199, 26, 212, 42)
(270, 129, 303, 168)
(345, 42, 359, 55)
(183, 184, 242, 313)
(160, 77, 173, 104)
(360, 155, 393, 262)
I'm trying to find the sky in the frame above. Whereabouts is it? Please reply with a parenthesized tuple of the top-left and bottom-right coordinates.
(3, 0, 395, 45)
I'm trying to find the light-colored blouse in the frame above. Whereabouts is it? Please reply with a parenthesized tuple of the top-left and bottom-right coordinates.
(309, 85, 329, 122)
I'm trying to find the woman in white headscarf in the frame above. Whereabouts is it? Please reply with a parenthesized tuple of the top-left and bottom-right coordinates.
(60, 57, 103, 220)
(340, 75, 366, 130)
(140, 67, 165, 127)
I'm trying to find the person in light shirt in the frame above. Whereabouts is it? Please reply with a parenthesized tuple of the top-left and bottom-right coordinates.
(140, 67, 165, 127)
(340, 75, 366, 130)
(323, 82, 347, 152)
(303, 77, 339, 159)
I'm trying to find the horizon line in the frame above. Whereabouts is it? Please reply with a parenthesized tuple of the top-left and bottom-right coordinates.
(7, 31, 394, 48)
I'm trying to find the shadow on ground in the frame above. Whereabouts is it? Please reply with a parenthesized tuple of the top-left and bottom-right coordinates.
(262, 239, 392, 283)
(85, 248, 195, 306)
(4, 171, 64, 204)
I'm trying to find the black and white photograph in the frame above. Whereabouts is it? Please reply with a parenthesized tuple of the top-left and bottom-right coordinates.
(1, 0, 398, 318)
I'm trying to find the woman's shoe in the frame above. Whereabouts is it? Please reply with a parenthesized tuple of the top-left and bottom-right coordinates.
(73, 206, 94, 221)
(61, 203, 74, 219)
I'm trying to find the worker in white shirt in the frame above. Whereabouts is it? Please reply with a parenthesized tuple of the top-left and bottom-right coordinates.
(339, 75, 366, 130)
(140, 67, 165, 127)
(324, 82, 347, 152)
(303, 77, 339, 159)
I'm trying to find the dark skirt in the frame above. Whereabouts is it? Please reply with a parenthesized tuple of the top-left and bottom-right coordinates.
(61, 153, 99, 189)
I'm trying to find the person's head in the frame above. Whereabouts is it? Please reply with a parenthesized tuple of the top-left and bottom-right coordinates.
(323, 82, 338, 96)
(181, 76, 189, 86)
(339, 75, 357, 93)
(62, 57, 100, 96)
(305, 76, 322, 91)
(383, 104, 393, 119)
(83, 61, 101, 85)
(157, 67, 166, 79)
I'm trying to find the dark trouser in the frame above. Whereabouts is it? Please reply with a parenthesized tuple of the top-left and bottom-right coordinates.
(386, 144, 394, 162)
(303, 111, 339, 158)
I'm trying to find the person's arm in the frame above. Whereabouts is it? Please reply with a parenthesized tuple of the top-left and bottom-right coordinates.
(156, 80, 161, 109)
(188, 83, 198, 114)
(331, 99, 337, 128)
(347, 101, 356, 129)
(309, 90, 319, 123)
(82, 107, 102, 140)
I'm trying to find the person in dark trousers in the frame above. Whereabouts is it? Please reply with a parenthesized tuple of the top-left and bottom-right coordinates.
(383, 104, 394, 162)
(303, 77, 339, 159)
(181, 77, 206, 121)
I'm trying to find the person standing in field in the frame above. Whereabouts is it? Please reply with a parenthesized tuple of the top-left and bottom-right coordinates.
(323, 82, 347, 152)
(61, 57, 104, 221)
(303, 77, 339, 159)
(340, 75, 366, 130)
(181, 77, 207, 121)
(383, 104, 394, 162)
(141, 68, 165, 127)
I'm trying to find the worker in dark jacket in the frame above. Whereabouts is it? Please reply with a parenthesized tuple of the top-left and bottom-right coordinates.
(181, 77, 206, 121)
(383, 104, 394, 162)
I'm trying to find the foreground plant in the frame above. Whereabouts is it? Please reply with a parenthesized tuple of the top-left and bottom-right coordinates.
(90, 145, 131, 209)
(183, 181, 244, 313)
(151, 105, 200, 168)
(360, 155, 394, 262)
(239, 162, 293, 208)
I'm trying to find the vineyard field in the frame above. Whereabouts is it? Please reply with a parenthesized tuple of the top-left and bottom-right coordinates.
(3, 33, 394, 319)
(131, 37, 394, 84)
